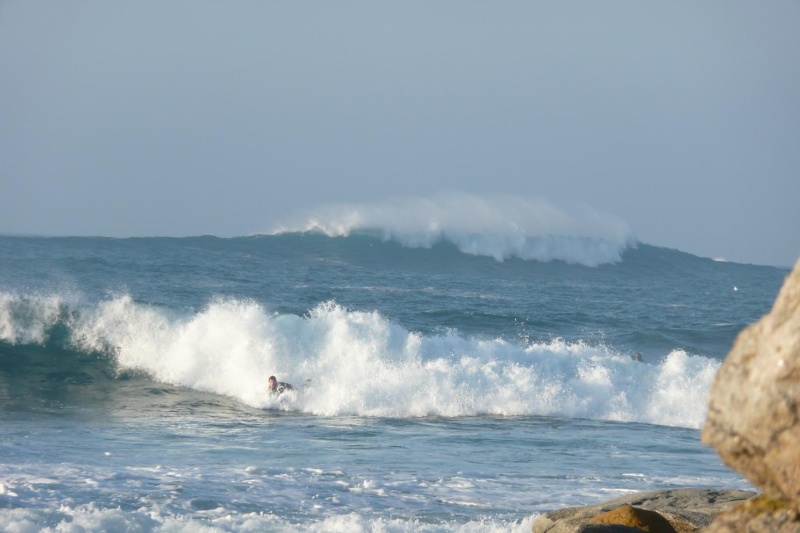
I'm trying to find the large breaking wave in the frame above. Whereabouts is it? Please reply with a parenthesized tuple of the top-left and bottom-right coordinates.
(1, 292, 717, 428)
(269, 194, 636, 266)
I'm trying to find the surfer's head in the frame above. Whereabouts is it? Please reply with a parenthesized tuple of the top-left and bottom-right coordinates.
(268, 376, 277, 390)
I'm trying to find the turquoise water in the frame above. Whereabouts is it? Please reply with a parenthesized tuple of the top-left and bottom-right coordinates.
(0, 234, 787, 531)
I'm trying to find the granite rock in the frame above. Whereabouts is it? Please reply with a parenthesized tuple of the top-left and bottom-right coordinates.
(701, 259, 800, 504)
(531, 488, 755, 533)
(702, 495, 800, 532)
(587, 505, 676, 532)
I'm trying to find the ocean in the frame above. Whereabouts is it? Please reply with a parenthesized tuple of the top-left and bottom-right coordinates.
(0, 232, 789, 532)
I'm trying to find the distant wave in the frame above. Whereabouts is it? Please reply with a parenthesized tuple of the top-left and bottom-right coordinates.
(1, 292, 716, 428)
(269, 194, 636, 266)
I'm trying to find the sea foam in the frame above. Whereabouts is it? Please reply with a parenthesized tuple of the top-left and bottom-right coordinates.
(28, 294, 718, 428)
(0, 506, 536, 533)
(0, 291, 69, 345)
(270, 194, 636, 266)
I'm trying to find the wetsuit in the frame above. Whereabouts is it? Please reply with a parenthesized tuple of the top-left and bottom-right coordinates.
(270, 382, 294, 395)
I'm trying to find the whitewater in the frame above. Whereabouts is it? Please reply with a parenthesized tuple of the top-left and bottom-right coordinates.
(0, 215, 789, 532)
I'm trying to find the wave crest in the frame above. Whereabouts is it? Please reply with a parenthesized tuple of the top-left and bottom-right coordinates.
(2, 292, 714, 428)
(0, 292, 69, 345)
(270, 194, 636, 266)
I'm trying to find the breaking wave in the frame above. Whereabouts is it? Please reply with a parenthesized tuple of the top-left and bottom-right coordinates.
(270, 194, 636, 266)
(1, 292, 717, 428)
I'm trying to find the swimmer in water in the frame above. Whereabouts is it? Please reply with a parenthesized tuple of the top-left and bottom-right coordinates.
(268, 375, 294, 395)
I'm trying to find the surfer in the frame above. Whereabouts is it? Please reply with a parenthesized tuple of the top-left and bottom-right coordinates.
(268, 375, 294, 395)
(632, 352, 644, 362)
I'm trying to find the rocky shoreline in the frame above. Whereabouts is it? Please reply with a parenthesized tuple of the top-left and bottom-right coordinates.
(531, 488, 756, 532)
(533, 257, 800, 532)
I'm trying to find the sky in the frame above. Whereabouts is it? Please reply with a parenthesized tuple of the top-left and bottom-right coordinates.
(1, 2, 798, 267)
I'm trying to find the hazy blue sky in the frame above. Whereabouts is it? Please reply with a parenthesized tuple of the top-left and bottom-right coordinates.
(2, 2, 798, 267)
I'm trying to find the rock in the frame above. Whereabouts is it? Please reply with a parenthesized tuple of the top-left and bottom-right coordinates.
(703, 496, 800, 532)
(579, 525, 651, 533)
(531, 488, 755, 533)
(701, 260, 800, 503)
(587, 505, 675, 532)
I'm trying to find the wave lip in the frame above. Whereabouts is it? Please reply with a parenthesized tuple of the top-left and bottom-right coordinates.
(270, 193, 636, 266)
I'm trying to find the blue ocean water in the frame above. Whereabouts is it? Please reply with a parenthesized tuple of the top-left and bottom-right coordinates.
(0, 232, 789, 532)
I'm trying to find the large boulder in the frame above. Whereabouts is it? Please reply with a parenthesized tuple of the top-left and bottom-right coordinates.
(701, 495, 800, 532)
(586, 505, 676, 532)
(701, 260, 800, 502)
(531, 488, 755, 533)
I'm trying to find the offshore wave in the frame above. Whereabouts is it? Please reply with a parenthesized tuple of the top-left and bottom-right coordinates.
(1, 292, 717, 428)
(269, 194, 636, 266)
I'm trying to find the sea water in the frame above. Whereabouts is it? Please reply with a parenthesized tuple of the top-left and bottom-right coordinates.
(0, 231, 789, 532)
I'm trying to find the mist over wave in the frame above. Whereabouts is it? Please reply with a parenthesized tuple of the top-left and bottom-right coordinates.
(2, 292, 716, 428)
(270, 194, 636, 266)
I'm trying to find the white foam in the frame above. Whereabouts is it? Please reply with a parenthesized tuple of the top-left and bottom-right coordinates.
(66, 296, 715, 428)
(270, 193, 636, 266)
(0, 507, 536, 533)
(0, 291, 66, 345)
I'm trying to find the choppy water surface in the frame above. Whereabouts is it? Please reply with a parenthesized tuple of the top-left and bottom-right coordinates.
(0, 234, 787, 531)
